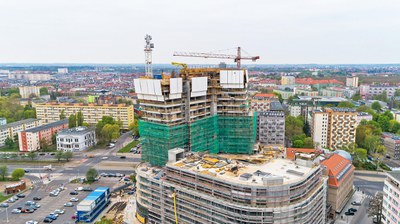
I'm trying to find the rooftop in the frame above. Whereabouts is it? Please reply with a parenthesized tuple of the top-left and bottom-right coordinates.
(388, 171, 400, 182)
(270, 101, 284, 111)
(24, 119, 68, 133)
(253, 93, 277, 99)
(0, 118, 39, 130)
(58, 126, 94, 135)
(166, 153, 318, 186)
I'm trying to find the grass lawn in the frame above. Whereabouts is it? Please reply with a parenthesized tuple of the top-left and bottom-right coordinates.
(0, 192, 12, 202)
(0, 146, 19, 152)
(118, 140, 139, 153)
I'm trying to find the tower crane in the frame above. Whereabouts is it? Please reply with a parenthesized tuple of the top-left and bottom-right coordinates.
(144, 34, 154, 77)
(173, 47, 260, 69)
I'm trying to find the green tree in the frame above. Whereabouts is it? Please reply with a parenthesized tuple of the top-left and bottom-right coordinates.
(389, 120, 400, 133)
(285, 116, 305, 141)
(337, 101, 355, 108)
(293, 140, 304, 148)
(273, 92, 284, 104)
(395, 89, 400, 97)
(39, 87, 48, 96)
(62, 151, 73, 161)
(355, 148, 368, 161)
(60, 110, 66, 119)
(52, 132, 57, 145)
(4, 136, 15, 149)
(364, 135, 381, 154)
(371, 101, 382, 111)
(11, 168, 25, 180)
(101, 124, 120, 142)
(77, 111, 84, 126)
(303, 137, 314, 148)
(86, 168, 98, 182)
(128, 120, 139, 136)
(55, 151, 64, 161)
(373, 91, 388, 103)
(39, 139, 49, 152)
(377, 115, 391, 132)
(0, 165, 8, 180)
(351, 93, 361, 101)
(27, 151, 37, 161)
(69, 114, 76, 128)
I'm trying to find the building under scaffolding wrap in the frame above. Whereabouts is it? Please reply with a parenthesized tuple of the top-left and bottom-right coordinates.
(135, 68, 257, 166)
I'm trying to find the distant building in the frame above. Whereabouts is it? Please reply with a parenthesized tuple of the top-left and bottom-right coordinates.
(357, 112, 373, 126)
(346, 77, 358, 87)
(367, 86, 400, 98)
(0, 119, 41, 147)
(57, 126, 96, 152)
(295, 88, 319, 97)
(281, 76, 295, 85)
(57, 68, 68, 74)
(382, 171, 400, 224)
(285, 148, 317, 160)
(35, 103, 134, 129)
(0, 118, 6, 126)
(8, 73, 51, 81)
(258, 111, 285, 145)
(273, 89, 294, 100)
(18, 119, 68, 152)
(312, 108, 357, 150)
(321, 154, 354, 218)
(18, 86, 41, 98)
(382, 132, 400, 159)
(251, 93, 278, 112)
(320, 87, 345, 98)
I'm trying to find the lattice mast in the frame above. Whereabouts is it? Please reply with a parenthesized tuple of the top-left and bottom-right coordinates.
(144, 34, 154, 77)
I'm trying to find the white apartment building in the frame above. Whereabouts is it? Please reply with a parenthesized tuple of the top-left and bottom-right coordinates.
(19, 86, 41, 98)
(281, 75, 295, 85)
(57, 126, 96, 152)
(346, 77, 358, 87)
(0, 119, 41, 147)
(383, 171, 400, 224)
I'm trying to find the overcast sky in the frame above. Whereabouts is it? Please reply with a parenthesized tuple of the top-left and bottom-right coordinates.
(1, 0, 400, 64)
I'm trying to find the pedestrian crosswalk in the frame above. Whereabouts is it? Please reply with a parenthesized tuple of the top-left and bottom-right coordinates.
(364, 194, 374, 199)
(31, 179, 43, 185)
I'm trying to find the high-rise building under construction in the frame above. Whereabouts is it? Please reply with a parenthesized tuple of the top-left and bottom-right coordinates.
(134, 67, 257, 166)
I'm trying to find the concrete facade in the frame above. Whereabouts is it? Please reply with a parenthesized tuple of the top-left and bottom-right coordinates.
(18, 86, 41, 98)
(382, 133, 400, 159)
(258, 111, 285, 145)
(0, 119, 41, 147)
(383, 171, 400, 224)
(57, 126, 96, 152)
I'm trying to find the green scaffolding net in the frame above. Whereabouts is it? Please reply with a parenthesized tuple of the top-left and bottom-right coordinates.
(189, 115, 219, 153)
(218, 115, 257, 154)
(139, 120, 188, 167)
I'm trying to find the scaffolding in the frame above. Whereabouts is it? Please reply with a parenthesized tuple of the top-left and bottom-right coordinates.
(218, 115, 257, 154)
(139, 120, 189, 166)
(189, 115, 219, 153)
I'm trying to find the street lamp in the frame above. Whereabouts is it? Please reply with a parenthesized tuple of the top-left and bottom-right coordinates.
(6, 207, 9, 223)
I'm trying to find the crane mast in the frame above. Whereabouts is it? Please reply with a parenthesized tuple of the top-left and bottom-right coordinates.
(173, 46, 259, 69)
(144, 34, 154, 77)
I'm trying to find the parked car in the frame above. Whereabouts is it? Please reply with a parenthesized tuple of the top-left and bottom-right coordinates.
(12, 196, 19, 201)
(0, 203, 9, 207)
(127, 191, 135, 195)
(102, 156, 109, 160)
(351, 201, 362, 206)
(100, 173, 108, 177)
(120, 156, 126, 159)
(49, 213, 59, 218)
(26, 221, 39, 224)
(75, 187, 84, 191)
(70, 191, 78, 195)
(82, 187, 93, 192)
(43, 218, 53, 223)
(25, 201, 36, 206)
(54, 209, 65, 214)
(6, 198, 16, 203)
(16, 193, 25, 198)
(70, 198, 79, 202)
(12, 209, 21, 214)
(33, 196, 42, 201)
(348, 208, 357, 212)
(24, 169, 30, 173)
(46, 214, 57, 220)
(64, 202, 74, 207)
(345, 211, 355, 216)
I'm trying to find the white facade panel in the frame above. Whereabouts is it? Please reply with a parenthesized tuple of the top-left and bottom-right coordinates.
(220, 70, 228, 84)
(170, 78, 183, 94)
(134, 79, 142, 94)
(154, 80, 162, 95)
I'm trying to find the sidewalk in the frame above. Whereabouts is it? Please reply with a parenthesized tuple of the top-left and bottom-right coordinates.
(124, 195, 139, 224)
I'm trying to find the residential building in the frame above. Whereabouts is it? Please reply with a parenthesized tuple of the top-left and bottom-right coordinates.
(35, 103, 134, 129)
(368, 86, 400, 98)
(136, 152, 327, 224)
(18, 119, 68, 152)
(288, 96, 347, 118)
(321, 154, 355, 218)
(0, 119, 41, 147)
(251, 93, 278, 112)
(18, 86, 41, 98)
(134, 68, 256, 166)
(281, 75, 295, 85)
(382, 171, 400, 224)
(258, 111, 285, 145)
(382, 132, 400, 159)
(273, 89, 294, 99)
(0, 118, 6, 126)
(8, 73, 51, 81)
(295, 88, 319, 97)
(360, 85, 370, 98)
(346, 77, 359, 87)
(320, 87, 345, 98)
(312, 108, 357, 150)
(57, 68, 68, 74)
(57, 126, 96, 152)
(357, 112, 373, 126)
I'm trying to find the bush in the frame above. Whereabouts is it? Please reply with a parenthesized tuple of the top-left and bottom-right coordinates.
(11, 168, 25, 180)
(86, 168, 98, 182)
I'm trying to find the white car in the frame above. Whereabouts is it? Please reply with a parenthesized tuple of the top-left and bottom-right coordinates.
(75, 187, 83, 191)
(11, 209, 21, 214)
(70, 197, 79, 202)
(102, 156, 108, 160)
(26, 221, 39, 224)
(54, 209, 65, 214)
(49, 212, 59, 217)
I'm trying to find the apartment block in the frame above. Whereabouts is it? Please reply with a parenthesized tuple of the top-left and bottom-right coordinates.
(312, 108, 357, 150)
(321, 154, 354, 218)
(281, 75, 295, 85)
(258, 111, 285, 145)
(368, 86, 400, 98)
(382, 132, 400, 159)
(134, 68, 256, 166)
(136, 152, 327, 224)
(357, 112, 373, 126)
(346, 76, 358, 87)
(0, 119, 41, 147)
(8, 73, 51, 81)
(251, 93, 278, 112)
(18, 119, 68, 152)
(18, 86, 41, 98)
(35, 103, 134, 129)
(57, 126, 96, 152)
(382, 171, 400, 224)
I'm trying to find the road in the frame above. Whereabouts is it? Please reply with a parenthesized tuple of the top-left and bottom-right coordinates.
(0, 131, 138, 223)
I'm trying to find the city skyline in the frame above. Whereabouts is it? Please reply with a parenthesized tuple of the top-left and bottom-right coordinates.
(1, 0, 400, 64)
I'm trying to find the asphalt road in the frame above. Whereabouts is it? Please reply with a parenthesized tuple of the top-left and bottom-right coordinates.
(0, 131, 137, 223)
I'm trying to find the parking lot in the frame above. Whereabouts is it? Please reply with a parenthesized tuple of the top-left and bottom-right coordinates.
(0, 175, 128, 224)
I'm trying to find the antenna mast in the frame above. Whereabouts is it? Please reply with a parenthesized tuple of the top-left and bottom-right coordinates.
(144, 34, 154, 77)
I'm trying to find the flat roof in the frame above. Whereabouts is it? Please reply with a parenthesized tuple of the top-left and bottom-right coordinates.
(166, 154, 316, 186)
(24, 119, 68, 133)
(58, 126, 94, 135)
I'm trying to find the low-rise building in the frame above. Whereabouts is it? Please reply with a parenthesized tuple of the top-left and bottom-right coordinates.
(382, 171, 400, 224)
(258, 111, 285, 145)
(382, 132, 400, 159)
(251, 93, 278, 112)
(321, 154, 354, 218)
(57, 126, 96, 152)
(18, 119, 68, 152)
(0, 119, 41, 147)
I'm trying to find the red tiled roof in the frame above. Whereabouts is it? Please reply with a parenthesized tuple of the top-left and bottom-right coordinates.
(321, 154, 354, 187)
(254, 93, 277, 98)
(295, 78, 344, 85)
(286, 148, 316, 160)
